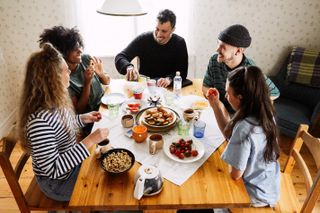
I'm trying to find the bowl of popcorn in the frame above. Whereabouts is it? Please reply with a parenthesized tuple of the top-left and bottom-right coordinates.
(100, 148, 135, 174)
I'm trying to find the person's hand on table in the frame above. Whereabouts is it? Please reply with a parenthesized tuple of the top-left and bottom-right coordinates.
(125, 65, 139, 81)
(157, 77, 171, 88)
(80, 111, 102, 124)
(82, 128, 109, 149)
(206, 88, 220, 108)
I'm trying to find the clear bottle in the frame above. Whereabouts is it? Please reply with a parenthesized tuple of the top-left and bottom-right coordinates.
(173, 71, 182, 96)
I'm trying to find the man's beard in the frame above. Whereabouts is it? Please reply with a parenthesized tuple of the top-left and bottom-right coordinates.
(217, 53, 233, 63)
(154, 31, 172, 45)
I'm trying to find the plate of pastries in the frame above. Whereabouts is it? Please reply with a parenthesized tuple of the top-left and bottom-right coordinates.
(136, 106, 179, 132)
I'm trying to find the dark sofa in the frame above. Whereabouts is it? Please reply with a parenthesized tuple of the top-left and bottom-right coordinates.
(271, 52, 320, 138)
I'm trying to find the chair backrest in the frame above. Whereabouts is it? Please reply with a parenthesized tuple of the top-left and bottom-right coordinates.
(0, 125, 31, 212)
(283, 124, 320, 213)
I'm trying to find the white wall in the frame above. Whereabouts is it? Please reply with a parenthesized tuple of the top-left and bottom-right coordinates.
(1, 0, 320, 136)
(190, 0, 320, 77)
(0, 0, 77, 137)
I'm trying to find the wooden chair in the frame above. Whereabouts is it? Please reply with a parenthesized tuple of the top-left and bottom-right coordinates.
(0, 125, 74, 213)
(229, 124, 320, 213)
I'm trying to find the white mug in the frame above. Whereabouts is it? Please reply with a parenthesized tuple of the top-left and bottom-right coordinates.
(148, 134, 164, 155)
(95, 139, 110, 158)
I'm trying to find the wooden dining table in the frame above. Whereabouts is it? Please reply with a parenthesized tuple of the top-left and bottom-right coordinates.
(69, 79, 250, 212)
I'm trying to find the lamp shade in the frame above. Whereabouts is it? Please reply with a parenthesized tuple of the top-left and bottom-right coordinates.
(97, 0, 147, 16)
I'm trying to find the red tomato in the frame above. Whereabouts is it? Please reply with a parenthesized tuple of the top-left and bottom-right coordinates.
(208, 88, 217, 96)
(129, 107, 139, 113)
(178, 138, 185, 144)
(178, 153, 185, 159)
(128, 103, 140, 108)
(191, 150, 198, 157)
(184, 150, 191, 157)
(169, 146, 176, 154)
(185, 145, 192, 151)
(170, 139, 197, 159)
(186, 139, 193, 144)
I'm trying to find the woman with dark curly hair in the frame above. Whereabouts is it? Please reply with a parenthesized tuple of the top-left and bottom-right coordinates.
(39, 26, 110, 114)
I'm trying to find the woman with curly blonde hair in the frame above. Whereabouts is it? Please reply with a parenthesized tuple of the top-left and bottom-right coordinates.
(18, 43, 109, 201)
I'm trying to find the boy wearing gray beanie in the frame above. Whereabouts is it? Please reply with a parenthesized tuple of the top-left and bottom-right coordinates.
(202, 24, 279, 113)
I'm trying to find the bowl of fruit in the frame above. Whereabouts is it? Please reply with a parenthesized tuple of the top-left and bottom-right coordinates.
(163, 137, 204, 163)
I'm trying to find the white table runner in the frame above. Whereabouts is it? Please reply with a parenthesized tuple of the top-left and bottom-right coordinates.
(92, 94, 225, 185)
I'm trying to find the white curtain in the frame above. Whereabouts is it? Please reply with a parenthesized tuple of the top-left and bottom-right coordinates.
(75, 0, 193, 56)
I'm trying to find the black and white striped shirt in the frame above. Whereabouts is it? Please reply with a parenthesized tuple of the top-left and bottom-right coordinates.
(26, 109, 90, 179)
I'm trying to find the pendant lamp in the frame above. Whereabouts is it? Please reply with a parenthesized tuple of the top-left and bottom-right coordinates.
(97, 0, 147, 16)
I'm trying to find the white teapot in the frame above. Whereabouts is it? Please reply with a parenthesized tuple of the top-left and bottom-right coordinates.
(133, 165, 163, 200)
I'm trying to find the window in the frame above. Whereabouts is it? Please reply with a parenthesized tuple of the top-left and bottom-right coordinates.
(76, 0, 191, 56)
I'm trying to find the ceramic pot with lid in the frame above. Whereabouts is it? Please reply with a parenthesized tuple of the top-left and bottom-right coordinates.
(133, 165, 163, 200)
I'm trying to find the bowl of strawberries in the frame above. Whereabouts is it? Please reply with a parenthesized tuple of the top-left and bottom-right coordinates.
(163, 137, 204, 163)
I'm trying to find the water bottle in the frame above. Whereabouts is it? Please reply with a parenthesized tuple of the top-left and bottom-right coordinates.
(173, 71, 182, 96)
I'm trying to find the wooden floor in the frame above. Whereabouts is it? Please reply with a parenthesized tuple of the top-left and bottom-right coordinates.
(1, 134, 319, 212)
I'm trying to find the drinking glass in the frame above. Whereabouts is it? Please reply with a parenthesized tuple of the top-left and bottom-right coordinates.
(164, 91, 175, 106)
(193, 120, 206, 138)
(108, 103, 120, 119)
(147, 79, 157, 95)
(177, 120, 191, 136)
(138, 75, 148, 84)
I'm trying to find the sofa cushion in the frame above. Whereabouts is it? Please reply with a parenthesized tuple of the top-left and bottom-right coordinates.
(287, 47, 320, 88)
(274, 98, 312, 137)
(281, 82, 320, 109)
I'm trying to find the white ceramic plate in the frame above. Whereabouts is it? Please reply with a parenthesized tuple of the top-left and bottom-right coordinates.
(101, 93, 126, 105)
(177, 95, 209, 110)
(121, 99, 148, 113)
(163, 137, 205, 163)
(140, 107, 177, 128)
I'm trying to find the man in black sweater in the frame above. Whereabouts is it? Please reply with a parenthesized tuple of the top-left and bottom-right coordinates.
(115, 9, 188, 88)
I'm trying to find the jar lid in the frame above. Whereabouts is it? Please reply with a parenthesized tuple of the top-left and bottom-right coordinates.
(133, 86, 144, 93)
(138, 165, 160, 179)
